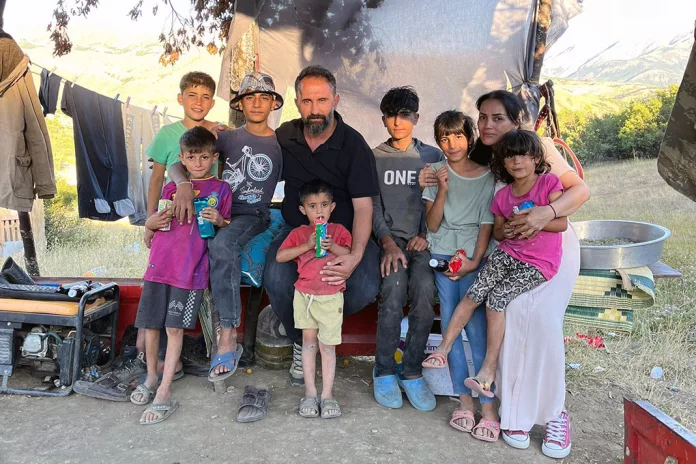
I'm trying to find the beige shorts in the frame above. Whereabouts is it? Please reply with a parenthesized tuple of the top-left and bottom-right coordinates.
(293, 290, 344, 346)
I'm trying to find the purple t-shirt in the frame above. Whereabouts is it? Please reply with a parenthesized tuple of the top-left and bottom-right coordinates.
(144, 177, 232, 290)
(491, 173, 564, 280)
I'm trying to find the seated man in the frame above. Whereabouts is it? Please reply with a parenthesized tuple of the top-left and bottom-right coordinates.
(371, 87, 442, 411)
(264, 65, 381, 386)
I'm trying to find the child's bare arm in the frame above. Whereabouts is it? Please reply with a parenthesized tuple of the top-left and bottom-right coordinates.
(276, 244, 312, 263)
(493, 215, 507, 242)
(277, 231, 316, 263)
(328, 242, 351, 257)
(542, 190, 568, 232)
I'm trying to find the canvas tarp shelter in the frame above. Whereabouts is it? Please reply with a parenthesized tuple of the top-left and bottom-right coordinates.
(219, 0, 582, 148)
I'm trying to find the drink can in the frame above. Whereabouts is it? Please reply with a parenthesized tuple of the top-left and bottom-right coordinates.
(315, 221, 328, 258)
(448, 249, 467, 274)
(429, 258, 449, 272)
(157, 199, 172, 231)
(194, 198, 216, 239)
(513, 200, 535, 214)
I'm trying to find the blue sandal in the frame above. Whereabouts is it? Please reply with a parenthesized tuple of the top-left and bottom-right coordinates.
(207, 344, 243, 382)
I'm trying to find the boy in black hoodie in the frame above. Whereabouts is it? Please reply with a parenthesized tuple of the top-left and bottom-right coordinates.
(371, 87, 443, 411)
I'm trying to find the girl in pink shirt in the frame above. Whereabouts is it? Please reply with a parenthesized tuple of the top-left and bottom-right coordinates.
(423, 130, 567, 414)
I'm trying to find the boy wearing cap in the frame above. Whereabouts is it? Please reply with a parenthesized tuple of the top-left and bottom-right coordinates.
(204, 72, 283, 380)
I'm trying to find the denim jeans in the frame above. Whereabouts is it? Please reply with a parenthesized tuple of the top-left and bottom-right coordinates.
(264, 225, 381, 344)
(375, 237, 436, 378)
(432, 254, 495, 403)
(209, 210, 270, 329)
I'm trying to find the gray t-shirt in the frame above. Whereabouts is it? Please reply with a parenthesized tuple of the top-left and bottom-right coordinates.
(372, 139, 444, 242)
(217, 126, 282, 214)
(422, 161, 496, 257)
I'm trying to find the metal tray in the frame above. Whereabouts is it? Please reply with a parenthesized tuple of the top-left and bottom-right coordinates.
(573, 220, 671, 270)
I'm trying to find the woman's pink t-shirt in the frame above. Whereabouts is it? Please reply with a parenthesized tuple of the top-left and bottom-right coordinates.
(491, 173, 564, 280)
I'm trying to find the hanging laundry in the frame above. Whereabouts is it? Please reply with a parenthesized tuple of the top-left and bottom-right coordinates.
(122, 104, 161, 225)
(39, 68, 61, 116)
(0, 32, 56, 213)
(61, 83, 135, 221)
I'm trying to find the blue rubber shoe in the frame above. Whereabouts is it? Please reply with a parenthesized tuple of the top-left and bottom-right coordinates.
(396, 366, 436, 412)
(373, 367, 403, 409)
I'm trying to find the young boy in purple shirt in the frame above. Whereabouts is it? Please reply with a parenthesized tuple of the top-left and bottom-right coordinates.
(131, 127, 232, 425)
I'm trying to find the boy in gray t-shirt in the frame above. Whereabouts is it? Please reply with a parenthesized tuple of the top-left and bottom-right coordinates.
(169, 72, 283, 382)
(371, 87, 443, 411)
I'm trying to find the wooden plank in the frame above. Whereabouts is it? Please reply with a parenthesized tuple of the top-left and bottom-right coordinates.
(648, 261, 682, 279)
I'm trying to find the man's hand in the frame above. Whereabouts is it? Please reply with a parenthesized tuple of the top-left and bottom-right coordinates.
(199, 207, 224, 227)
(144, 208, 171, 232)
(321, 253, 362, 286)
(436, 166, 449, 191)
(144, 228, 155, 249)
(205, 123, 229, 139)
(406, 235, 428, 252)
(444, 256, 480, 282)
(418, 163, 438, 189)
(380, 239, 407, 277)
(172, 182, 195, 225)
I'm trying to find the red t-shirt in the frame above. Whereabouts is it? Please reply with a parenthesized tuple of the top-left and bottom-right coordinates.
(279, 223, 353, 295)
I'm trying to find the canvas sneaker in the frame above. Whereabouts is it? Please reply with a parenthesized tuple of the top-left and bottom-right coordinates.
(502, 430, 530, 450)
(542, 411, 572, 459)
(289, 342, 304, 387)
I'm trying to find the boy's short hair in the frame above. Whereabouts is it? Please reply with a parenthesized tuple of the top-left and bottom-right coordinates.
(299, 179, 334, 205)
(179, 126, 217, 154)
(380, 86, 419, 117)
(433, 110, 477, 153)
(295, 65, 337, 95)
(179, 72, 216, 94)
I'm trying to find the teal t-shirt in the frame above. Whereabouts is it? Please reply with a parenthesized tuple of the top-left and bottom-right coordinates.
(146, 121, 218, 178)
(422, 161, 496, 257)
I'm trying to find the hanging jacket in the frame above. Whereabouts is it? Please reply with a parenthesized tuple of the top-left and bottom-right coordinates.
(0, 42, 56, 212)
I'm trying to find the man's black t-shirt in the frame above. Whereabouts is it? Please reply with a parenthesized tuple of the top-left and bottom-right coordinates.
(276, 112, 379, 230)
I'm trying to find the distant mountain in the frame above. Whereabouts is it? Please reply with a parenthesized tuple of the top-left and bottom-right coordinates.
(544, 31, 693, 86)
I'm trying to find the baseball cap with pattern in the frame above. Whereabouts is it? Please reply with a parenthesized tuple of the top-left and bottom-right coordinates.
(230, 72, 283, 111)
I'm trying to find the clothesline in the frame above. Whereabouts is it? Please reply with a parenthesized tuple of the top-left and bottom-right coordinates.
(29, 62, 184, 122)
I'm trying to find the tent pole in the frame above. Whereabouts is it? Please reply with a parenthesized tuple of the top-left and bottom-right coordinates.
(531, 0, 552, 83)
(17, 212, 40, 276)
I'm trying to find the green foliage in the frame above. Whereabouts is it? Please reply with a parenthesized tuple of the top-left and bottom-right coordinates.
(556, 85, 678, 164)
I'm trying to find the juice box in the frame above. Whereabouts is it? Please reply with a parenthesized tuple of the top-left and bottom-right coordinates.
(157, 199, 172, 231)
(194, 198, 216, 239)
(315, 221, 328, 258)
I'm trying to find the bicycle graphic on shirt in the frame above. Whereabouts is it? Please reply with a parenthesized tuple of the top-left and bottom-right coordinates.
(221, 145, 273, 192)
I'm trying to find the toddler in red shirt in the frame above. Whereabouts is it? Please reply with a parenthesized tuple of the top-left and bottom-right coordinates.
(277, 180, 352, 419)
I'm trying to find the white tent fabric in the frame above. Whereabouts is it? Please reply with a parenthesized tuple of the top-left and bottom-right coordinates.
(219, 0, 582, 147)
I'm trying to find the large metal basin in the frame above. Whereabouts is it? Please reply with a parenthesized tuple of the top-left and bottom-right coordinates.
(573, 220, 671, 270)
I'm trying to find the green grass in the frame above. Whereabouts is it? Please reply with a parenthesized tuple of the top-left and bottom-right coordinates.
(567, 159, 696, 430)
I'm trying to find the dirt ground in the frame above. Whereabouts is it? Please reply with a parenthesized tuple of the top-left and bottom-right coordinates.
(0, 359, 625, 464)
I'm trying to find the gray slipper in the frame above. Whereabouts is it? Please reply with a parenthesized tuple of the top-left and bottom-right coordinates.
(237, 386, 271, 423)
(298, 396, 320, 418)
(130, 383, 155, 406)
(320, 398, 342, 419)
(139, 400, 179, 425)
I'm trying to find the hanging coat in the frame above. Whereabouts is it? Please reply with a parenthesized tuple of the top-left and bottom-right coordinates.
(0, 36, 56, 212)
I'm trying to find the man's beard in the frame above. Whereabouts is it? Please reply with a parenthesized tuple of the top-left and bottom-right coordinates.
(303, 111, 333, 136)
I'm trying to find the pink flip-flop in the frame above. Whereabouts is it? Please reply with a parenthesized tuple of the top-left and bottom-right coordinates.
(421, 352, 448, 369)
(449, 409, 475, 433)
(464, 376, 495, 398)
(472, 419, 501, 442)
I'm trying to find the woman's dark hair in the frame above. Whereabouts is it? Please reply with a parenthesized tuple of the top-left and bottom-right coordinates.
(433, 110, 477, 154)
(469, 90, 528, 167)
(491, 130, 549, 184)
